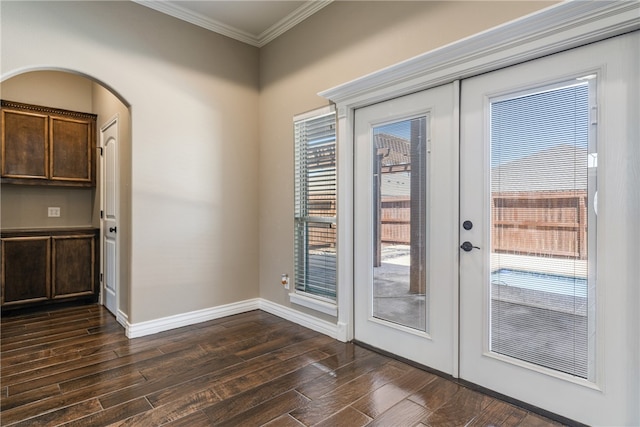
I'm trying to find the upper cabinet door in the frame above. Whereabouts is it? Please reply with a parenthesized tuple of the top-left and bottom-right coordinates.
(1, 100, 96, 187)
(1, 108, 49, 180)
(50, 116, 93, 184)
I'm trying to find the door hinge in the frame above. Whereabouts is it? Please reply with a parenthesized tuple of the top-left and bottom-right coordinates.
(100, 210, 104, 219)
(100, 273, 103, 282)
(98, 147, 103, 156)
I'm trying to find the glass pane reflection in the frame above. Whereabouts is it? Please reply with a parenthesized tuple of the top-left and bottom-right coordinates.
(372, 117, 428, 332)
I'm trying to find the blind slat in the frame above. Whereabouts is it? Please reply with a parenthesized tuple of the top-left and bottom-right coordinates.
(294, 108, 337, 300)
(490, 81, 592, 379)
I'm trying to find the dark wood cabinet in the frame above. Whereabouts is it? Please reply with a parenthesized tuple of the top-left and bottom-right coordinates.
(50, 116, 94, 184)
(1, 236, 50, 305)
(1, 100, 96, 187)
(1, 109, 48, 180)
(1, 229, 98, 308)
(51, 234, 96, 299)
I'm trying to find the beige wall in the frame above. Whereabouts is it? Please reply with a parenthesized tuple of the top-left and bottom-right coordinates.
(0, 70, 93, 111)
(258, 1, 557, 320)
(1, 186, 94, 228)
(1, 1, 260, 323)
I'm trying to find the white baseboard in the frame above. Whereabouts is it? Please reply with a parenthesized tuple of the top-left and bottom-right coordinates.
(116, 309, 128, 329)
(123, 298, 341, 340)
(125, 298, 260, 338)
(259, 299, 340, 340)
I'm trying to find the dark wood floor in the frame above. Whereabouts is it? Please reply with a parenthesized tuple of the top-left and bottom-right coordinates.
(1, 304, 562, 426)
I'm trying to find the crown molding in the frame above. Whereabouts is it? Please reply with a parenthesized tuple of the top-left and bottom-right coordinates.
(132, 0, 332, 48)
(319, 1, 640, 107)
(132, 0, 258, 46)
(258, 1, 332, 47)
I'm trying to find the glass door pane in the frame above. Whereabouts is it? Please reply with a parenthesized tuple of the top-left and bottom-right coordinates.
(489, 80, 595, 379)
(371, 117, 427, 332)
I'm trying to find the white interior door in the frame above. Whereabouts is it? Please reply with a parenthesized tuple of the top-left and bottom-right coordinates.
(459, 33, 639, 425)
(354, 84, 458, 374)
(101, 117, 118, 316)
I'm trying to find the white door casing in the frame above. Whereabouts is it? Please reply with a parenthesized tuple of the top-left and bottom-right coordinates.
(101, 116, 118, 316)
(354, 84, 458, 375)
(459, 33, 639, 426)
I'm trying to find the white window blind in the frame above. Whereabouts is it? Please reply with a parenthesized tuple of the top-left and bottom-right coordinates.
(294, 106, 337, 300)
(490, 79, 595, 379)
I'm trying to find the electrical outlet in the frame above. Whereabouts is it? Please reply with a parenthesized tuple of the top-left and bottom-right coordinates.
(48, 207, 61, 217)
(281, 274, 289, 289)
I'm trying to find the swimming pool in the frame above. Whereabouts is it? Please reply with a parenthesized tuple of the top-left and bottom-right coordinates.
(491, 269, 587, 298)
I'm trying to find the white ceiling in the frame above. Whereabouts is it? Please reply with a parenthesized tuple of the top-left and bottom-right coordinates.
(133, 0, 333, 47)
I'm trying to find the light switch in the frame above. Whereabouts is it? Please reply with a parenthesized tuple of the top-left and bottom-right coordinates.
(48, 207, 61, 217)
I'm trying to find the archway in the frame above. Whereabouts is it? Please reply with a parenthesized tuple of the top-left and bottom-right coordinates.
(1, 69, 131, 323)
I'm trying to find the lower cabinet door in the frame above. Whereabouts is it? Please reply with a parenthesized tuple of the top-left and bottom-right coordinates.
(52, 234, 95, 298)
(1, 236, 51, 305)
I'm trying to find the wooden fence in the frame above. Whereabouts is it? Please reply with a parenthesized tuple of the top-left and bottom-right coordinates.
(380, 190, 588, 260)
(492, 191, 588, 260)
(380, 197, 411, 244)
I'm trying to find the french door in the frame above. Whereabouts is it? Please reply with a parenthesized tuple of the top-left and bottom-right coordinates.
(352, 32, 637, 425)
(353, 84, 458, 374)
(459, 33, 637, 425)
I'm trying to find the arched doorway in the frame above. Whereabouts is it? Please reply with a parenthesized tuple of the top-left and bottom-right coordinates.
(1, 69, 131, 323)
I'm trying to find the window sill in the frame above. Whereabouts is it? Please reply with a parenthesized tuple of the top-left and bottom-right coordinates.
(289, 292, 337, 317)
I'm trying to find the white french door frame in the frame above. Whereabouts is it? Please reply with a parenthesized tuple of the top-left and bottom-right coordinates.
(321, 2, 639, 424)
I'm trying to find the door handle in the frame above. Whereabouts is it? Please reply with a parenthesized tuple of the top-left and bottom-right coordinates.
(109, 227, 117, 233)
(460, 241, 480, 252)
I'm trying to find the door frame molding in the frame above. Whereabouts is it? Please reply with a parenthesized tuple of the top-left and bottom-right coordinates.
(320, 0, 639, 341)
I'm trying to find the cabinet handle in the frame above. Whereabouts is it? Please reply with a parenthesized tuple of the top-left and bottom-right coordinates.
(109, 227, 117, 233)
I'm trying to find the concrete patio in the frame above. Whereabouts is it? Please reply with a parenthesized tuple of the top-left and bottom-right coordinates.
(372, 245, 588, 378)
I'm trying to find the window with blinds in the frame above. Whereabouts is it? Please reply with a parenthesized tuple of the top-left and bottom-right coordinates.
(294, 106, 337, 300)
(489, 78, 596, 379)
